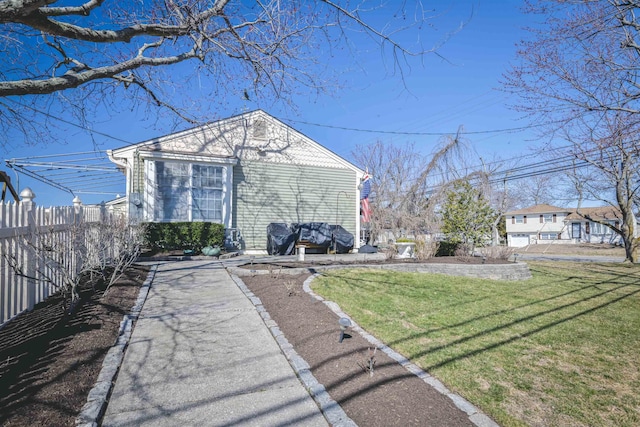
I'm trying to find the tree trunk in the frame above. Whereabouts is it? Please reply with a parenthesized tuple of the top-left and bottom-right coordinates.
(615, 160, 637, 263)
(620, 215, 637, 263)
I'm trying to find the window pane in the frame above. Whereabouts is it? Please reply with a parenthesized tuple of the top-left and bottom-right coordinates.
(155, 162, 189, 221)
(193, 188, 222, 221)
(192, 165, 223, 221)
(193, 165, 222, 189)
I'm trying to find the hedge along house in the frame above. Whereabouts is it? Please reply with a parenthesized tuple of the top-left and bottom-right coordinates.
(107, 110, 366, 253)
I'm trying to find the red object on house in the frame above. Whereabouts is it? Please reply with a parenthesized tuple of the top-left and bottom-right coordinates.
(361, 197, 371, 222)
(360, 173, 372, 223)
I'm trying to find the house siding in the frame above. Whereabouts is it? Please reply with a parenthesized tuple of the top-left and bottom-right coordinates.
(233, 160, 357, 251)
(108, 110, 365, 252)
(507, 214, 567, 234)
(506, 207, 570, 247)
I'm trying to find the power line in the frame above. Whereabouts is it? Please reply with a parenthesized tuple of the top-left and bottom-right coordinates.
(380, 142, 625, 198)
(1, 99, 135, 145)
(278, 116, 556, 136)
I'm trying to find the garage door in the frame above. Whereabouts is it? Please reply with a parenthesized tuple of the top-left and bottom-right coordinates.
(509, 234, 529, 247)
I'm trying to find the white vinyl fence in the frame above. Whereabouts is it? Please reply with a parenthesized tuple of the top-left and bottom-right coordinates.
(0, 194, 117, 326)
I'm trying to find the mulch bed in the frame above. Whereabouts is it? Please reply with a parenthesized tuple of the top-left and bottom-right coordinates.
(0, 265, 148, 427)
(241, 272, 477, 427)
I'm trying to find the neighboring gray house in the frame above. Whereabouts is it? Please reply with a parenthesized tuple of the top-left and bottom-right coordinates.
(107, 110, 366, 253)
(505, 204, 631, 247)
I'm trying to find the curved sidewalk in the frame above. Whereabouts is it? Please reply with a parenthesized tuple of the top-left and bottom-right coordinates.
(102, 260, 328, 427)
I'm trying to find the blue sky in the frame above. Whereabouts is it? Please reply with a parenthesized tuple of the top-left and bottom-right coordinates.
(2, 0, 545, 207)
(276, 1, 540, 158)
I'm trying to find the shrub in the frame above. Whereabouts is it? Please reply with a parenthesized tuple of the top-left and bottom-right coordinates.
(378, 243, 397, 260)
(414, 237, 438, 260)
(435, 240, 458, 257)
(454, 244, 473, 259)
(144, 222, 225, 252)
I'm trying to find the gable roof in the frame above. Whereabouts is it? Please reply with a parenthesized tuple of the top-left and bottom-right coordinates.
(506, 204, 569, 216)
(565, 206, 622, 221)
(109, 110, 363, 174)
(506, 204, 623, 221)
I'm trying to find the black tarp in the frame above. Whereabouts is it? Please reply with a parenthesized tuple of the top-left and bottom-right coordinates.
(268, 222, 356, 255)
(358, 244, 377, 253)
(330, 225, 355, 254)
(266, 223, 297, 255)
(293, 222, 333, 248)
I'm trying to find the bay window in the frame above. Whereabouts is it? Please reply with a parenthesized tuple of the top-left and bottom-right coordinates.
(154, 161, 226, 222)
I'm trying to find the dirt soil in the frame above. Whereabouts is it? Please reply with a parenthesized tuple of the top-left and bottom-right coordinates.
(241, 272, 478, 427)
(0, 265, 148, 427)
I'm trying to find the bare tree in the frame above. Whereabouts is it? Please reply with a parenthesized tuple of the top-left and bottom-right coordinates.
(84, 214, 144, 294)
(352, 132, 470, 246)
(505, 1, 640, 124)
(569, 115, 640, 262)
(474, 174, 509, 246)
(352, 141, 425, 243)
(505, 0, 640, 262)
(471, 156, 520, 246)
(516, 175, 560, 207)
(0, 0, 461, 146)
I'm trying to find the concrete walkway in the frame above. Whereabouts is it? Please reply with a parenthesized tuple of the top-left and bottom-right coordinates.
(102, 260, 328, 427)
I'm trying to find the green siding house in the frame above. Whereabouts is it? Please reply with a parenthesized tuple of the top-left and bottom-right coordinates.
(107, 110, 365, 253)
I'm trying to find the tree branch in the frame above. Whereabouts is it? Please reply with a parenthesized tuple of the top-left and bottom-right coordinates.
(2, 0, 229, 42)
(41, 0, 102, 17)
(0, 42, 201, 95)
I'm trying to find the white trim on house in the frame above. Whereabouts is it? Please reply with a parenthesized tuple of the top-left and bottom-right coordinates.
(137, 150, 238, 165)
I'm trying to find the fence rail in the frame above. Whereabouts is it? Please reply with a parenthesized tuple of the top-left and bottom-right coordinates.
(0, 197, 114, 326)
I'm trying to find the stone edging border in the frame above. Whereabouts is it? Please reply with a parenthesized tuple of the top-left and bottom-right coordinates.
(302, 273, 500, 427)
(75, 264, 158, 427)
(227, 261, 531, 281)
(229, 273, 358, 427)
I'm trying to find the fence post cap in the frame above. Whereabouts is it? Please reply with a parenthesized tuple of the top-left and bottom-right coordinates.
(19, 187, 35, 201)
(73, 196, 82, 206)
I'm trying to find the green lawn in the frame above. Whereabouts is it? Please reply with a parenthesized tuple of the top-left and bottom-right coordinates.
(311, 262, 640, 427)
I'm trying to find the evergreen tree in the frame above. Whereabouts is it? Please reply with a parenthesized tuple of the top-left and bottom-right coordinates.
(441, 181, 497, 254)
